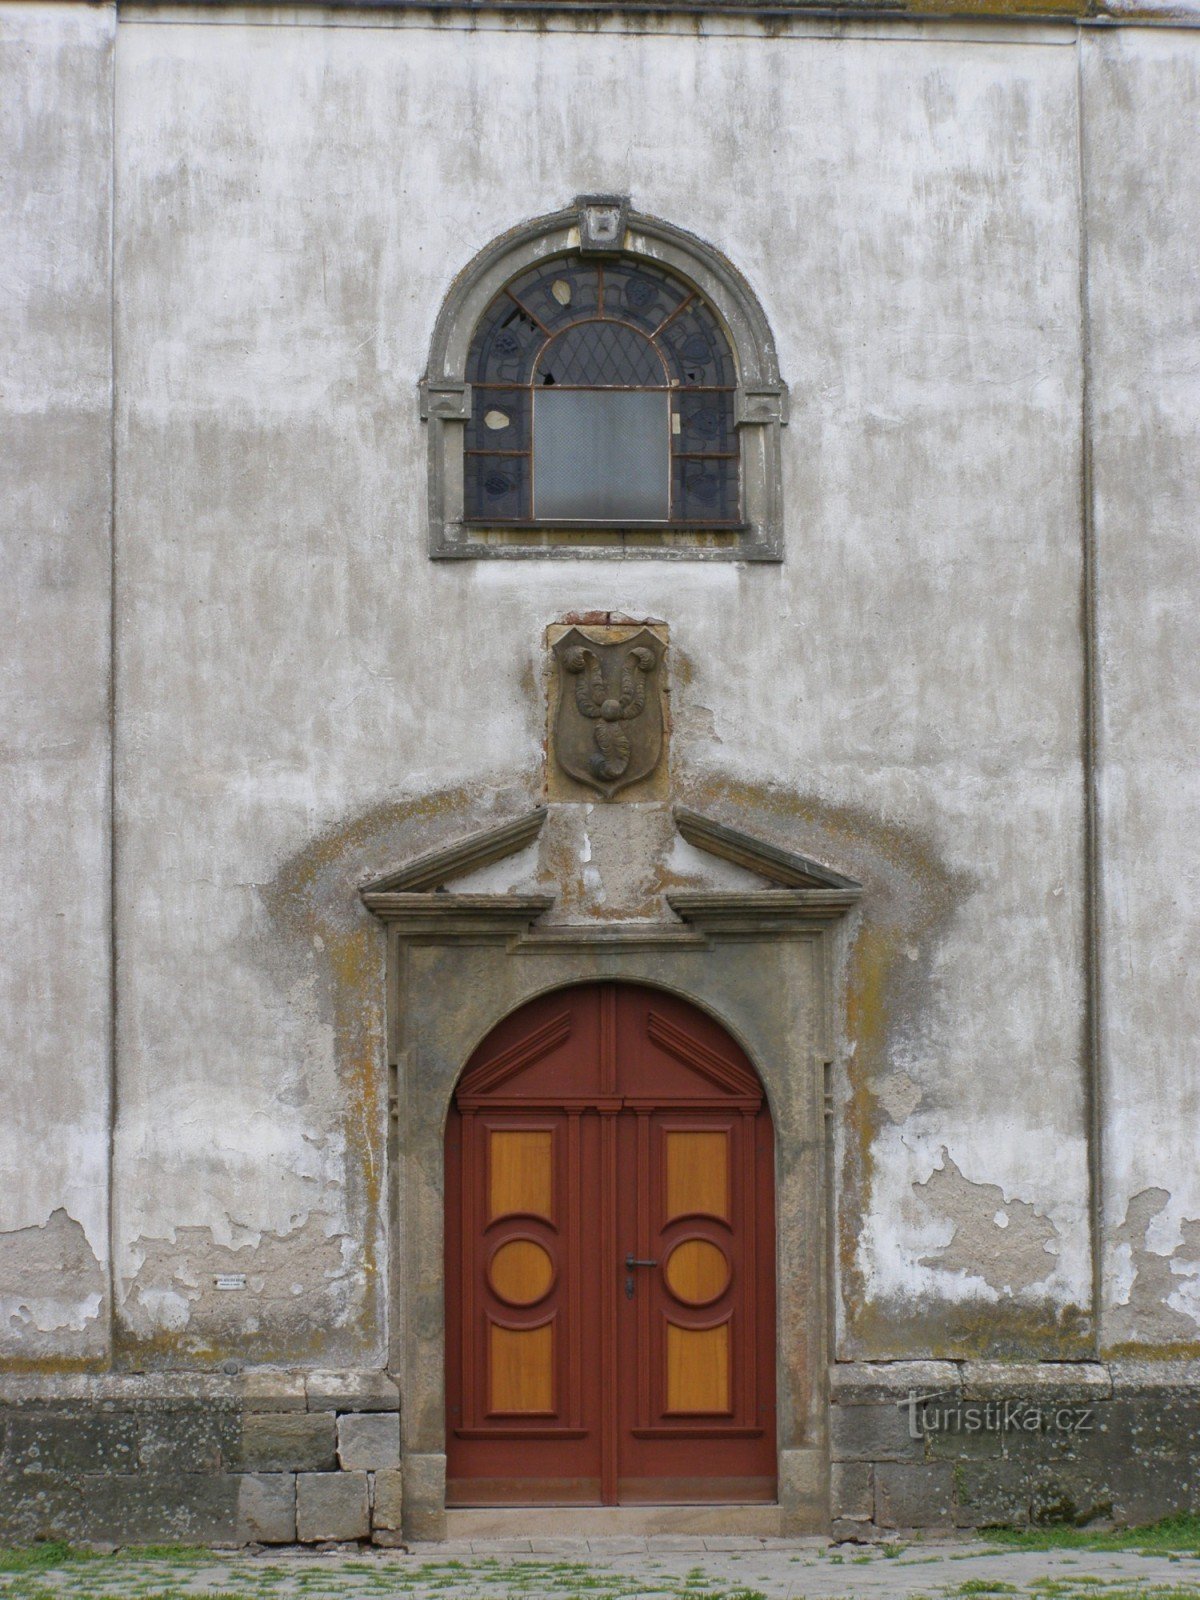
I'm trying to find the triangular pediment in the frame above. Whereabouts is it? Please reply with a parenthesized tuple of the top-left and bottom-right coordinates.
(360, 808, 547, 895)
(358, 801, 862, 934)
(672, 807, 861, 891)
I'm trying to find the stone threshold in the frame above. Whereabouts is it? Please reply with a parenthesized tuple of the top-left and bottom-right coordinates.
(445, 1505, 783, 1537)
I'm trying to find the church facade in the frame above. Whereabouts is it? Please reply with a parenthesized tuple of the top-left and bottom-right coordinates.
(2, 0, 1199, 1544)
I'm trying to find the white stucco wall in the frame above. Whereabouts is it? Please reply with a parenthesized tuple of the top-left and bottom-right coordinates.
(1085, 30, 1200, 1350)
(110, 12, 1090, 1361)
(2, 1, 1198, 1367)
(0, 3, 114, 1359)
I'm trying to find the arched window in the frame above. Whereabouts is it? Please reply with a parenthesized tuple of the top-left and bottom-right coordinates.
(464, 257, 738, 526)
(422, 197, 788, 562)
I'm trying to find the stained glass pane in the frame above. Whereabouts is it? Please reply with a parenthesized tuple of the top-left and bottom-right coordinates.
(466, 387, 530, 455)
(505, 259, 601, 333)
(536, 321, 665, 388)
(673, 392, 736, 454)
(462, 251, 740, 527)
(467, 296, 544, 386)
(601, 260, 691, 334)
(659, 302, 736, 388)
(534, 390, 669, 521)
(672, 456, 740, 524)
(465, 453, 530, 522)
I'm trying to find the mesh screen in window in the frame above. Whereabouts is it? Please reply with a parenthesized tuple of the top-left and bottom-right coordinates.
(463, 257, 739, 526)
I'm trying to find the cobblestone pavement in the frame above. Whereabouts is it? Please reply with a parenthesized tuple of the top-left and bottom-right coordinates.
(3, 1538, 1200, 1600)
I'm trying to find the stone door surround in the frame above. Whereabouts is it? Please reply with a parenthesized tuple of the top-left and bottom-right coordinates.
(361, 806, 862, 1539)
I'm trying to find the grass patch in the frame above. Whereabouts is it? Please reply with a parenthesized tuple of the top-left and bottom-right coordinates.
(986, 1514, 1200, 1556)
(0, 1591, 244, 1600)
(1076, 1592, 1200, 1600)
(0, 1544, 109, 1575)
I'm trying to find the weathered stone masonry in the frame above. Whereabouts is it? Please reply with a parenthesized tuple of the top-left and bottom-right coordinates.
(6, 1360, 1200, 1544)
(830, 1363, 1200, 1538)
(0, 1373, 402, 1547)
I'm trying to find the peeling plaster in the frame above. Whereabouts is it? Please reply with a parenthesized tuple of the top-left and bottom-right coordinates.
(664, 775, 1083, 1358)
(680, 703, 723, 748)
(248, 778, 545, 1366)
(89, 18, 1102, 1378)
(125, 1218, 356, 1351)
(4, 8, 1196, 1391)
(1, 2, 114, 1371)
(128, 757, 1087, 1368)
(1105, 1188, 1200, 1346)
(877, 1071, 923, 1124)
(106, 705, 1091, 1367)
(0, 1209, 107, 1358)
(540, 803, 680, 920)
(915, 1149, 1060, 1294)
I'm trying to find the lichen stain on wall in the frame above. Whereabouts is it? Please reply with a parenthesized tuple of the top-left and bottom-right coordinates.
(245, 776, 541, 1366)
(0, 1209, 107, 1365)
(1104, 1188, 1200, 1351)
(197, 762, 1087, 1368)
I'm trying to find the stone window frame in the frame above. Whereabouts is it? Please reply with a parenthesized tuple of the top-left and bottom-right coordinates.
(420, 196, 789, 562)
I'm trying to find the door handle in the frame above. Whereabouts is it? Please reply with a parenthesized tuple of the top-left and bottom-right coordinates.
(624, 1253, 657, 1298)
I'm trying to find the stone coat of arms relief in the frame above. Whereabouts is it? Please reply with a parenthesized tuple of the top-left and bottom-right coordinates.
(547, 621, 669, 800)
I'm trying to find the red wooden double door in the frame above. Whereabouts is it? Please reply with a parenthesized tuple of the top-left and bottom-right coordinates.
(445, 983, 777, 1506)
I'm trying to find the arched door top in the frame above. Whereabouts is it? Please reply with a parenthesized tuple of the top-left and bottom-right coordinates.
(455, 982, 763, 1111)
